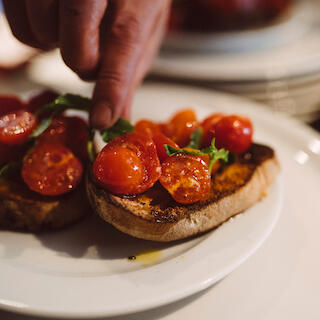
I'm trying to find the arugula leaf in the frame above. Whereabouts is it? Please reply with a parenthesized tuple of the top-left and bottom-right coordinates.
(101, 118, 134, 143)
(165, 138, 229, 172)
(0, 162, 21, 178)
(30, 94, 91, 141)
(186, 127, 203, 149)
(29, 118, 52, 139)
(35, 94, 91, 117)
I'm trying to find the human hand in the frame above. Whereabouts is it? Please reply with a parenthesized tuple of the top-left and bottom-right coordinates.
(3, 0, 171, 129)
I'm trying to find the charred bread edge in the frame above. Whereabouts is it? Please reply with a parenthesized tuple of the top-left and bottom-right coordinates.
(86, 150, 280, 242)
(0, 180, 90, 232)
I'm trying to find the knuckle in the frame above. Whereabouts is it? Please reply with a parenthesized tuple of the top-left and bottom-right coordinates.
(110, 13, 142, 45)
(98, 69, 126, 88)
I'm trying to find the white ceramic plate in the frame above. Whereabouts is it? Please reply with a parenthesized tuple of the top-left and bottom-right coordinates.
(0, 84, 284, 319)
(152, 1, 320, 82)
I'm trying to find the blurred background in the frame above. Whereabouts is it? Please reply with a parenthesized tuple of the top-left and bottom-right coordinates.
(0, 0, 319, 131)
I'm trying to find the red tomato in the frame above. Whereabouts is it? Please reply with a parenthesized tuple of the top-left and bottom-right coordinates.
(0, 95, 25, 117)
(93, 148, 145, 195)
(22, 143, 83, 196)
(38, 116, 88, 161)
(213, 115, 253, 154)
(165, 109, 199, 147)
(27, 90, 59, 113)
(152, 132, 180, 162)
(160, 154, 211, 204)
(0, 110, 37, 145)
(201, 113, 225, 147)
(134, 120, 161, 137)
(65, 117, 89, 162)
(93, 132, 161, 195)
(38, 117, 67, 145)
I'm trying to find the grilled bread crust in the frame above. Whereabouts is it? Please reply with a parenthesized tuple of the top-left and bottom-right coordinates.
(0, 178, 89, 232)
(87, 144, 280, 242)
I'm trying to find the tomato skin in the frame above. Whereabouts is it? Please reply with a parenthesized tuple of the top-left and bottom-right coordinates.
(38, 117, 67, 145)
(134, 120, 161, 137)
(213, 115, 253, 154)
(93, 133, 161, 195)
(0, 110, 37, 145)
(152, 132, 180, 162)
(93, 148, 144, 195)
(165, 109, 199, 147)
(201, 113, 225, 147)
(22, 143, 83, 196)
(0, 95, 25, 117)
(38, 116, 88, 162)
(160, 154, 211, 204)
(27, 90, 59, 113)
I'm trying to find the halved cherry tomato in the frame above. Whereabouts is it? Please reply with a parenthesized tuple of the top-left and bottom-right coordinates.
(160, 154, 211, 204)
(201, 113, 225, 147)
(182, 147, 221, 174)
(152, 132, 180, 162)
(213, 115, 253, 154)
(38, 116, 88, 161)
(134, 120, 161, 137)
(0, 95, 25, 116)
(93, 132, 161, 195)
(22, 143, 83, 196)
(27, 90, 59, 113)
(0, 110, 37, 145)
(38, 117, 67, 145)
(93, 148, 144, 195)
(164, 109, 199, 147)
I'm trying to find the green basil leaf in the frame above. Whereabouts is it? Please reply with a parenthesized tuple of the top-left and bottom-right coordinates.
(186, 127, 203, 149)
(36, 94, 91, 117)
(29, 118, 52, 139)
(165, 138, 229, 172)
(101, 118, 134, 143)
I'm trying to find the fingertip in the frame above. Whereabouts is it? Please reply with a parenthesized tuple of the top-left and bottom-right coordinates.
(90, 103, 113, 130)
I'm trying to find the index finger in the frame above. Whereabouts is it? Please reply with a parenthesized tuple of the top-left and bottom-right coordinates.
(90, 0, 168, 129)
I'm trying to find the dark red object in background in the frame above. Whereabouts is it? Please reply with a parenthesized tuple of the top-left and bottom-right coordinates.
(169, 0, 292, 33)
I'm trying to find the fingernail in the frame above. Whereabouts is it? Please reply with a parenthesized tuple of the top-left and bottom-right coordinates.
(91, 104, 112, 129)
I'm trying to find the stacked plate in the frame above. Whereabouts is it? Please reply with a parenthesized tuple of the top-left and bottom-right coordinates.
(151, 0, 320, 122)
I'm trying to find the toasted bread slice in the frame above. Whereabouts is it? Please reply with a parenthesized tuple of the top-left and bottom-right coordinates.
(87, 144, 280, 242)
(0, 177, 90, 232)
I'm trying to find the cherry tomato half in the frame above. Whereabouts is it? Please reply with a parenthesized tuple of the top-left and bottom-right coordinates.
(38, 116, 88, 162)
(164, 109, 199, 147)
(213, 115, 253, 154)
(181, 147, 221, 174)
(0, 110, 37, 145)
(201, 113, 225, 147)
(27, 90, 59, 113)
(0, 95, 25, 117)
(22, 143, 83, 196)
(152, 132, 180, 162)
(93, 148, 145, 195)
(160, 154, 211, 204)
(134, 119, 161, 137)
(93, 133, 161, 195)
